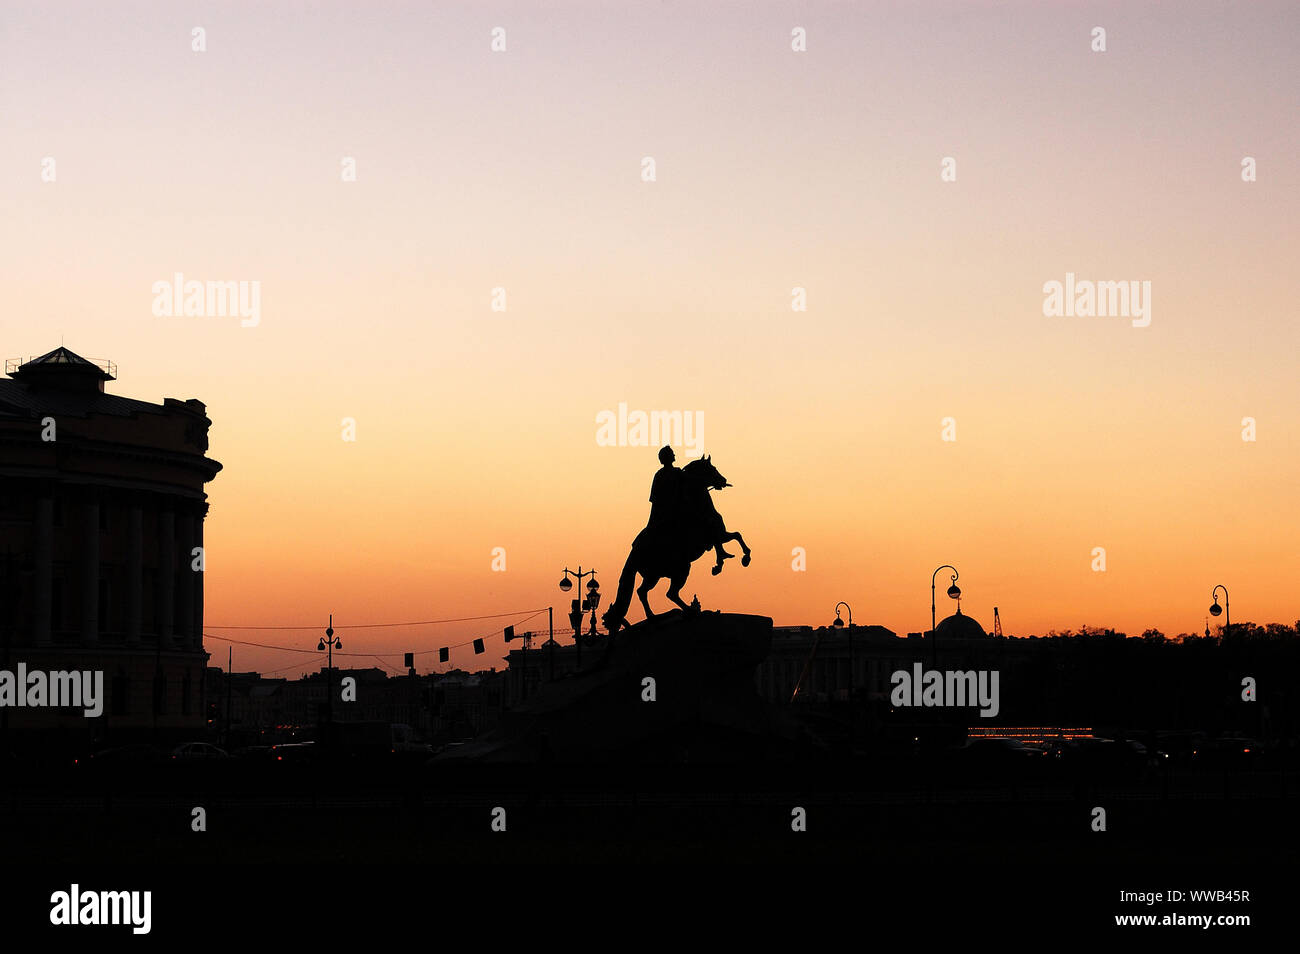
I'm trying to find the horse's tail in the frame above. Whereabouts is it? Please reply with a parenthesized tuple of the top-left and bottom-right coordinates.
(601, 547, 639, 634)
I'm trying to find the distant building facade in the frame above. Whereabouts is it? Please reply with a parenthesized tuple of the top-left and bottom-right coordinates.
(767, 608, 997, 703)
(0, 347, 221, 749)
(205, 666, 504, 747)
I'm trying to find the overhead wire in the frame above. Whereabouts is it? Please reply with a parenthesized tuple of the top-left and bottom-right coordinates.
(204, 608, 548, 631)
(202, 608, 554, 663)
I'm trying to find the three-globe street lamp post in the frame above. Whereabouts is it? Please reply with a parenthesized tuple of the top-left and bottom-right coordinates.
(559, 567, 600, 669)
(318, 614, 342, 727)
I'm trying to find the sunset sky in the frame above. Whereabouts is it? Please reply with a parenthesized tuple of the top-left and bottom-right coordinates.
(3, 1, 1297, 675)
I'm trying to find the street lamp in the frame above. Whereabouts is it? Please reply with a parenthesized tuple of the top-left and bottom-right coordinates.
(931, 565, 960, 667)
(559, 566, 599, 668)
(317, 614, 342, 727)
(832, 602, 854, 706)
(1209, 585, 1230, 637)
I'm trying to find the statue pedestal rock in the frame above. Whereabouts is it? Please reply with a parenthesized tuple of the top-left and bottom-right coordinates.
(435, 611, 803, 765)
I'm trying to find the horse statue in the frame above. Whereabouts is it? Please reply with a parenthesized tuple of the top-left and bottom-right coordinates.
(602, 455, 751, 634)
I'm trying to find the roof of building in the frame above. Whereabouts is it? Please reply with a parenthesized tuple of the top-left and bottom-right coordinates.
(0, 346, 177, 420)
(16, 346, 115, 378)
(772, 623, 898, 639)
(935, 606, 988, 640)
(0, 380, 166, 420)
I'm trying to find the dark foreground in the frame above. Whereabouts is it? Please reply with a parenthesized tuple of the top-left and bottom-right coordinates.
(3, 756, 1289, 939)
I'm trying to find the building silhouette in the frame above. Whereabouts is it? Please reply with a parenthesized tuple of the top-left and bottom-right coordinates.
(195, 618, 1293, 753)
(205, 666, 505, 748)
(0, 347, 221, 749)
(497, 613, 1291, 744)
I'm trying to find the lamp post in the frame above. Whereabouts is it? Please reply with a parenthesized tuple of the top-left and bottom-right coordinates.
(1209, 585, 1230, 637)
(559, 567, 600, 668)
(317, 614, 342, 728)
(831, 602, 854, 705)
(931, 565, 961, 668)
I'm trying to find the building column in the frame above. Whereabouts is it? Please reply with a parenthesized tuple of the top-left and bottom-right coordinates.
(177, 507, 195, 652)
(127, 502, 143, 645)
(34, 494, 53, 645)
(81, 497, 99, 643)
(192, 508, 205, 650)
(159, 510, 175, 646)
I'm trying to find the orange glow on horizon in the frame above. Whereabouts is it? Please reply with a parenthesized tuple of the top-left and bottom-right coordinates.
(2, 2, 1296, 675)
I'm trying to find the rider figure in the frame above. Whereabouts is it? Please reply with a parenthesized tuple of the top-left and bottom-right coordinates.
(648, 445, 681, 529)
(648, 446, 733, 574)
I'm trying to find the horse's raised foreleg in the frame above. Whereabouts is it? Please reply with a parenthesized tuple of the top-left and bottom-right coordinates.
(725, 530, 752, 567)
(711, 529, 751, 574)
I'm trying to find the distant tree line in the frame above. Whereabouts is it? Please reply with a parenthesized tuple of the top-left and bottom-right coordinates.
(1030, 622, 1300, 642)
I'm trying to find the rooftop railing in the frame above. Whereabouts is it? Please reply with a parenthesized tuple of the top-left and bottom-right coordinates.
(5, 356, 117, 378)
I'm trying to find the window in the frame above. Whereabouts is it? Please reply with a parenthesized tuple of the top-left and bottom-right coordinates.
(181, 672, 191, 716)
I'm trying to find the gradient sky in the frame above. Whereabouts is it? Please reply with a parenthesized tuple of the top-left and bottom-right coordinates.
(3, 1, 1297, 675)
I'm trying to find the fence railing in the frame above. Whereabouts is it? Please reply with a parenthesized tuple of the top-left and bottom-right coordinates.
(5, 356, 117, 377)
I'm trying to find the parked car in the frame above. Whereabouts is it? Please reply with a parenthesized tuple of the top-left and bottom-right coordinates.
(951, 738, 1043, 778)
(170, 742, 230, 760)
(77, 744, 170, 781)
(966, 737, 1042, 756)
(319, 721, 433, 758)
(390, 723, 434, 756)
(270, 741, 317, 763)
(1045, 738, 1151, 774)
(1193, 737, 1261, 768)
(232, 745, 275, 762)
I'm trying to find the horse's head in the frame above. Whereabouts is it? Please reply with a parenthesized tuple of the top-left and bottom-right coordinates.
(683, 454, 731, 492)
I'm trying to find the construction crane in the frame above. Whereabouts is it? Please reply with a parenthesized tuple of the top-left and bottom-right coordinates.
(993, 606, 1003, 638)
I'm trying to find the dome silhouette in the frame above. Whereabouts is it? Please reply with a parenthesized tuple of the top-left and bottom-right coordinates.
(934, 606, 987, 640)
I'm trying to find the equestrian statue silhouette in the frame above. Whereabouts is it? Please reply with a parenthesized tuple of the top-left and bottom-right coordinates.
(602, 450, 751, 634)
